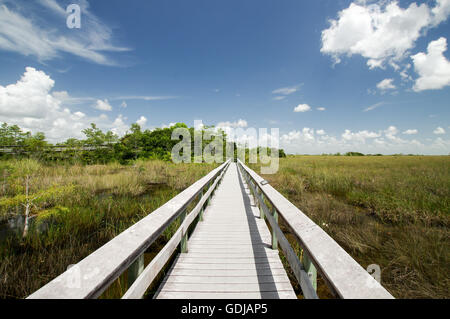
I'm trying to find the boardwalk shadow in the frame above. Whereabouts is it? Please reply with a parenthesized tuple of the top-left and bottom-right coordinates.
(235, 165, 280, 299)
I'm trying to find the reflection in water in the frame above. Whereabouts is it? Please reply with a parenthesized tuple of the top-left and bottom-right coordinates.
(0, 215, 24, 241)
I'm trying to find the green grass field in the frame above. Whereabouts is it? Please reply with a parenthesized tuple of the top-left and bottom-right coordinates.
(251, 155, 449, 298)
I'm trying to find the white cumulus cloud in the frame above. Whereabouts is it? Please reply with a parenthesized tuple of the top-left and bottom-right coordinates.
(377, 78, 396, 90)
(411, 37, 450, 91)
(384, 126, 400, 141)
(321, 1, 450, 70)
(0, 67, 130, 142)
(403, 129, 418, 135)
(280, 125, 449, 155)
(432, 0, 450, 26)
(433, 126, 446, 134)
(294, 104, 311, 112)
(110, 114, 128, 136)
(316, 129, 326, 135)
(94, 99, 112, 111)
(342, 129, 381, 143)
(136, 116, 147, 127)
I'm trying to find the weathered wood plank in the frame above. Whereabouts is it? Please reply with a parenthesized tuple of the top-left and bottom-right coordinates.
(156, 291, 297, 299)
(175, 256, 283, 264)
(188, 239, 271, 245)
(157, 282, 295, 293)
(171, 262, 285, 270)
(190, 234, 272, 240)
(164, 267, 290, 277)
(182, 252, 279, 258)
(162, 275, 290, 284)
(193, 230, 268, 235)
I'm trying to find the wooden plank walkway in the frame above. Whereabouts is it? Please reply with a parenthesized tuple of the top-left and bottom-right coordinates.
(28, 159, 393, 299)
(155, 163, 297, 299)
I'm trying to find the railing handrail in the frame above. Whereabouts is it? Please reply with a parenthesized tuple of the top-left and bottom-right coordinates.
(28, 160, 231, 299)
(237, 159, 394, 299)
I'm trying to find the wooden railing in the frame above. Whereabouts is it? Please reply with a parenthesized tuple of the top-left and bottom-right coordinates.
(237, 159, 394, 299)
(28, 160, 231, 299)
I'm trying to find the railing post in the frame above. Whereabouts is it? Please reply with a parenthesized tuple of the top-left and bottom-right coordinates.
(208, 180, 214, 205)
(259, 191, 265, 220)
(303, 252, 317, 291)
(199, 190, 205, 222)
(127, 254, 144, 288)
(271, 207, 278, 250)
(180, 210, 188, 253)
(199, 205, 204, 222)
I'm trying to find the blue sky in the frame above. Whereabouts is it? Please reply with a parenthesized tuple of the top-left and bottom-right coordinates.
(0, 0, 449, 154)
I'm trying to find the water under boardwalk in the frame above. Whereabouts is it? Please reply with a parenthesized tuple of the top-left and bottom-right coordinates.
(155, 163, 297, 299)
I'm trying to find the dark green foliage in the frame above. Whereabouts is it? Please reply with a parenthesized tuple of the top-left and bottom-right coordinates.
(79, 124, 118, 164)
(0, 123, 49, 160)
(0, 122, 287, 165)
(345, 152, 365, 156)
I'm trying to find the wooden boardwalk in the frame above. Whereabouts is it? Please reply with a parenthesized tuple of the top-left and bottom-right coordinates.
(155, 163, 297, 299)
(28, 160, 393, 299)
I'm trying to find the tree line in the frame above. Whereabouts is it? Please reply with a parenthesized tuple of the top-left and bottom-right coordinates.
(0, 122, 286, 164)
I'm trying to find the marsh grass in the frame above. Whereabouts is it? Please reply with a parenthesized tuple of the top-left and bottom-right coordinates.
(0, 159, 216, 299)
(251, 155, 449, 298)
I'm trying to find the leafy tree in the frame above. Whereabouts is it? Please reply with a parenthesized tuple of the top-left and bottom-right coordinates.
(82, 123, 117, 146)
(0, 123, 27, 146)
(116, 123, 144, 162)
(81, 123, 118, 164)
(345, 152, 365, 156)
(0, 159, 73, 236)
(24, 132, 49, 159)
(0, 123, 49, 159)
(0, 182, 75, 237)
(0, 121, 286, 164)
